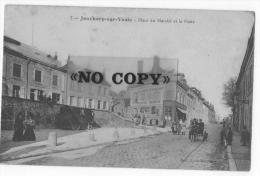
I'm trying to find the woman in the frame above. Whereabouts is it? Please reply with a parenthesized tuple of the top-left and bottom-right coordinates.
(13, 113, 24, 141)
(23, 114, 36, 141)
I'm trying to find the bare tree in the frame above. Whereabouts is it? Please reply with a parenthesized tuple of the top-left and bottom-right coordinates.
(222, 77, 237, 114)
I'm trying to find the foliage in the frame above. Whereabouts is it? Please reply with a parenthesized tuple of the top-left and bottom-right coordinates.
(222, 77, 237, 110)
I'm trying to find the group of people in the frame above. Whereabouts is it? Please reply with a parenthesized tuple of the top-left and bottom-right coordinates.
(220, 120, 250, 147)
(188, 118, 208, 142)
(79, 109, 95, 130)
(13, 112, 36, 142)
(171, 119, 186, 135)
(133, 113, 147, 126)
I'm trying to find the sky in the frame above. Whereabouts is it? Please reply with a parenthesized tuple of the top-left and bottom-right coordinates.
(4, 5, 255, 118)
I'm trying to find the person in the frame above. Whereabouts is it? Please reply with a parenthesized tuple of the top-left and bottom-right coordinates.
(225, 126, 233, 146)
(180, 119, 186, 135)
(88, 110, 95, 130)
(176, 120, 181, 135)
(203, 129, 208, 142)
(198, 119, 204, 137)
(171, 120, 177, 134)
(241, 126, 250, 146)
(220, 127, 226, 145)
(13, 113, 24, 141)
(23, 114, 36, 141)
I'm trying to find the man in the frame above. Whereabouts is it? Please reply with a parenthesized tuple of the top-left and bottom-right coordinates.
(241, 126, 250, 146)
(225, 126, 233, 146)
(220, 127, 226, 145)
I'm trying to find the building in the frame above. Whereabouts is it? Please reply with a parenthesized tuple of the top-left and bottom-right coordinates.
(2, 36, 66, 104)
(127, 56, 216, 126)
(2, 36, 112, 111)
(234, 25, 254, 132)
(61, 57, 112, 110)
(127, 56, 177, 126)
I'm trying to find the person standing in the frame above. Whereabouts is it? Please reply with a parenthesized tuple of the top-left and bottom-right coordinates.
(225, 126, 233, 146)
(220, 127, 226, 145)
(13, 113, 24, 141)
(23, 113, 36, 141)
(241, 126, 250, 146)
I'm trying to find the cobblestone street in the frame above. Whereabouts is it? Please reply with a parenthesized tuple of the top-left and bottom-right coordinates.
(11, 123, 228, 170)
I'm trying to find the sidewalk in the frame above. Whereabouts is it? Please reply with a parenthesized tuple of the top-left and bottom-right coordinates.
(231, 130, 251, 171)
(0, 126, 168, 162)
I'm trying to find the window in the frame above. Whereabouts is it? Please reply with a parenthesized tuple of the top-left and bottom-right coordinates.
(52, 93, 60, 103)
(250, 65, 253, 90)
(88, 99, 93, 108)
(151, 106, 159, 115)
(12, 85, 20, 98)
(35, 70, 42, 82)
(103, 101, 107, 110)
(70, 96, 74, 106)
(30, 89, 43, 101)
(13, 63, 21, 78)
(164, 106, 172, 117)
(52, 75, 58, 86)
(103, 88, 107, 96)
(37, 90, 44, 101)
(30, 89, 36, 100)
(98, 86, 102, 95)
(97, 100, 101, 109)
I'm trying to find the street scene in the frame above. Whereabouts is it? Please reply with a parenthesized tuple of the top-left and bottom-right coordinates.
(1, 5, 254, 171)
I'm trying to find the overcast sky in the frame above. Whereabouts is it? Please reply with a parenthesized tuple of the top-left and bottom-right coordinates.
(4, 5, 255, 118)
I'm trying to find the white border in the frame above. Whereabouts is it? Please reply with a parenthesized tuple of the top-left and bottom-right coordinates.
(0, 1, 259, 176)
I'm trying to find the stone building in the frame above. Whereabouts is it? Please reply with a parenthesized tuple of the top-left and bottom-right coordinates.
(61, 57, 112, 110)
(127, 56, 177, 126)
(234, 25, 254, 131)
(127, 56, 216, 126)
(2, 36, 112, 111)
(2, 36, 66, 104)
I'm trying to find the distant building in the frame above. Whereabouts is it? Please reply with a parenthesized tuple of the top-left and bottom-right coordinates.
(234, 25, 254, 131)
(2, 36, 66, 104)
(127, 56, 215, 126)
(61, 57, 112, 110)
(127, 56, 177, 126)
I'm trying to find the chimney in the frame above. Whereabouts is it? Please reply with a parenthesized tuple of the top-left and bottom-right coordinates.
(152, 56, 160, 72)
(137, 60, 143, 73)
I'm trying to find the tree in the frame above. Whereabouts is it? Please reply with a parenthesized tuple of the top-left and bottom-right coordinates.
(222, 77, 237, 114)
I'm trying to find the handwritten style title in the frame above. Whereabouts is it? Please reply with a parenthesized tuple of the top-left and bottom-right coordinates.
(70, 71, 170, 85)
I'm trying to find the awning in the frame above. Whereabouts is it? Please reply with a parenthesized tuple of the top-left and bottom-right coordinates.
(177, 108, 187, 121)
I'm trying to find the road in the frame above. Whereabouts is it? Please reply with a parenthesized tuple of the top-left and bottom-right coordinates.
(9, 123, 229, 170)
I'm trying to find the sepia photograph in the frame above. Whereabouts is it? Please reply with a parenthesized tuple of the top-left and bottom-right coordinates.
(0, 4, 255, 172)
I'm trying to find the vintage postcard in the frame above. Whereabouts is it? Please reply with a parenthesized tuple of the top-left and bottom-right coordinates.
(0, 5, 254, 171)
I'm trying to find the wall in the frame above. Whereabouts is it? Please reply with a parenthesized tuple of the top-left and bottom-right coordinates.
(1, 96, 111, 130)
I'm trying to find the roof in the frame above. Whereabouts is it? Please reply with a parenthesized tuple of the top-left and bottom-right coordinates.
(236, 24, 254, 88)
(61, 58, 111, 87)
(4, 36, 64, 72)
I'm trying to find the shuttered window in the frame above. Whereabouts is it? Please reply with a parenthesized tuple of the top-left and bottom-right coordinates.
(13, 63, 21, 78)
(52, 75, 58, 86)
(35, 70, 42, 82)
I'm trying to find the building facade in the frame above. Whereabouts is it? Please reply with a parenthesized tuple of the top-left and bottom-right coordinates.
(234, 25, 254, 132)
(3, 36, 66, 104)
(61, 57, 111, 111)
(2, 36, 112, 111)
(127, 56, 216, 126)
(127, 56, 177, 125)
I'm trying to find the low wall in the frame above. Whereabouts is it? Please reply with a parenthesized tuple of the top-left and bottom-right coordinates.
(1, 96, 112, 130)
